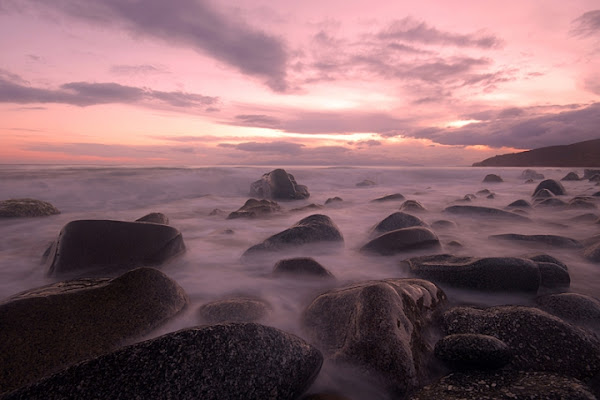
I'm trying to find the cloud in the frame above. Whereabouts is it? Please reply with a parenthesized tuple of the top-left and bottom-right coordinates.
(281, 111, 408, 135)
(584, 75, 600, 95)
(233, 114, 283, 129)
(570, 10, 600, 38)
(109, 64, 169, 76)
(218, 141, 304, 155)
(14, 0, 289, 92)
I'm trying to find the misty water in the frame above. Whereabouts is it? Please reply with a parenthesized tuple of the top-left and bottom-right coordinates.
(1, 164, 599, 398)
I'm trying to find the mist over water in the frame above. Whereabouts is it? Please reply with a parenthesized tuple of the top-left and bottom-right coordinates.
(1, 164, 599, 398)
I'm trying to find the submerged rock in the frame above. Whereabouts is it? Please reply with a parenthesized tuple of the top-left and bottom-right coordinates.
(562, 172, 581, 181)
(568, 197, 597, 209)
(430, 220, 457, 230)
(506, 199, 531, 209)
(434, 334, 511, 370)
(536, 293, 600, 331)
(135, 212, 169, 224)
(45, 219, 186, 277)
(325, 196, 343, 205)
(534, 197, 567, 207)
(533, 179, 566, 196)
(443, 205, 530, 222)
(371, 193, 405, 202)
(489, 233, 583, 249)
(273, 257, 335, 279)
(227, 198, 281, 219)
(197, 297, 271, 323)
(482, 174, 503, 183)
(533, 188, 555, 199)
(0, 198, 60, 217)
(5, 323, 322, 400)
(520, 169, 545, 180)
(0, 267, 188, 394)
(583, 241, 600, 263)
(249, 168, 310, 200)
(360, 227, 441, 256)
(371, 212, 428, 236)
(302, 279, 446, 398)
(584, 169, 600, 179)
(291, 203, 324, 212)
(400, 200, 427, 212)
(356, 179, 376, 187)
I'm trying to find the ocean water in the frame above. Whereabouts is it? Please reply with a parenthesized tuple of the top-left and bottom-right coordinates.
(1, 164, 599, 397)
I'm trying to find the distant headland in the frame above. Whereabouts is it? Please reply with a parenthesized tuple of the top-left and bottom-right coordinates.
(473, 138, 600, 167)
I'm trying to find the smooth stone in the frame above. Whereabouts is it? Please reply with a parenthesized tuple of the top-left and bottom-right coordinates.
(227, 198, 281, 219)
(443, 205, 530, 222)
(400, 200, 427, 212)
(533, 188, 555, 198)
(430, 220, 457, 230)
(360, 227, 441, 256)
(135, 212, 169, 224)
(45, 219, 186, 277)
(5, 323, 323, 400)
(325, 196, 343, 205)
(520, 169, 545, 180)
(302, 279, 446, 398)
(568, 198, 597, 209)
(486, 193, 495, 199)
(197, 297, 271, 323)
(273, 257, 335, 279)
(0, 267, 188, 394)
(593, 191, 600, 197)
(562, 172, 581, 181)
(536, 198, 568, 208)
(447, 240, 463, 247)
(533, 179, 566, 196)
(249, 168, 310, 200)
(0, 198, 60, 217)
(527, 253, 569, 271)
(434, 334, 511, 370)
(570, 213, 599, 223)
(371, 193, 405, 202)
(489, 233, 582, 249)
(536, 293, 600, 331)
(371, 212, 428, 235)
(537, 261, 571, 288)
(506, 199, 531, 208)
(584, 169, 600, 179)
(583, 242, 600, 263)
(356, 179, 376, 187)
(482, 174, 503, 183)
(209, 208, 227, 216)
(476, 189, 492, 196)
(291, 203, 324, 212)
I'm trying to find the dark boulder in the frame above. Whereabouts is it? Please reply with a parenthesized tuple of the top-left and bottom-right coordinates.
(443, 205, 530, 222)
(570, 213, 599, 223)
(584, 241, 600, 263)
(227, 198, 281, 219)
(482, 174, 503, 183)
(273, 257, 335, 279)
(593, 191, 600, 197)
(197, 297, 271, 324)
(533, 179, 566, 196)
(0, 267, 188, 394)
(434, 334, 511, 370)
(371, 193, 405, 202)
(356, 179, 376, 187)
(536, 293, 600, 331)
(243, 214, 344, 257)
(302, 279, 446, 398)
(568, 197, 597, 210)
(476, 189, 491, 196)
(5, 323, 322, 400)
(533, 188, 555, 199)
(430, 220, 457, 230)
(325, 196, 343, 205)
(534, 197, 567, 207)
(291, 203, 324, 212)
(0, 198, 60, 217)
(45, 219, 186, 277)
(360, 227, 441, 256)
(590, 174, 600, 182)
(249, 168, 310, 200)
(562, 172, 581, 181)
(371, 212, 427, 236)
(584, 169, 600, 179)
(136, 212, 169, 224)
(400, 200, 427, 212)
(489, 233, 582, 249)
(506, 199, 531, 209)
(520, 169, 545, 180)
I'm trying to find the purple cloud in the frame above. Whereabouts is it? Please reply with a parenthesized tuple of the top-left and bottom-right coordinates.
(218, 141, 304, 155)
(571, 10, 600, 38)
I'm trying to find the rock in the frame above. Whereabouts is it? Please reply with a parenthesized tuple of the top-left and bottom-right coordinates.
(562, 172, 581, 181)
(371, 212, 428, 236)
(430, 220, 457, 230)
(208, 208, 227, 216)
(303, 393, 352, 400)
(409, 370, 596, 400)
(533, 188, 555, 199)
(0, 267, 188, 394)
(5, 323, 322, 400)
(302, 279, 446, 397)
(45, 220, 186, 277)
(534, 197, 567, 207)
(443, 205, 530, 222)
(434, 334, 511, 370)
(447, 240, 463, 247)
(249, 168, 310, 200)
(506, 199, 531, 208)
(476, 189, 492, 196)
(371, 193, 405, 202)
(590, 174, 600, 182)
(403, 254, 541, 292)
(482, 174, 503, 183)
(584, 169, 600, 179)
(526, 253, 569, 271)
(593, 191, 600, 197)
(520, 169, 545, 180)
(536, 261, 571, 289)
(325, 196, 343, 205)
(489, 233, 583, 249)
(136, 212, 169, 224)
(461, 194, 476, 201)
(533, 179, 566, 196)
(197, 297, 271, 323)
(400, 200, 427, 212)
(571, 213, 599, 223)
(360, 227, 441, 256)
(227, 198, 281, 219)
(0, 198, 60, 217)
(273, 257, 335, 279)
(243, 214, 344, 257)
(486, 193, 495, 199)
(356, 179, 376, 187)
(584, 242, 600, 263)
(291, 203, 324, 212)
(536, 293, 600, 331)
(441, 306, 600, 380)
(568, 197, 597, 210)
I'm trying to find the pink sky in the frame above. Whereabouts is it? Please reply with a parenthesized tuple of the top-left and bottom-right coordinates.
(0, 0, 599, 165)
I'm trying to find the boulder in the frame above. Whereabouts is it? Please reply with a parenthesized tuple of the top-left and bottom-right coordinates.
(476, 189, 492, 196)
(273, 257, 335, 279)
(0, 267, 188, 394)
(489, 233, 582, 249)
(5, 323, 322, 400)
(325, 197, 343, 205)
(243, 214, 344, 257)
(371, 212, 427, 236)
(197, 297, 271, 323)
(135, 212, 169, 224)
(593, 191, 600, 197)
(249, 168, 310, 200)
(291, 204, 324, 212)
(45, 219, 186, 277)
(302, 279, 446, 397)
(441, 306, 600, 380)
(583, 241, 600, 263)
(430, 220, 457, 230)
(356, 179, 376, 187)
(443, 205, 530, 222)
(0, 198, 60, 217)
(533, 188, 555, 199)
(227, 198, 281, 219)
(562, 172, 581, 181)
(520, 169, 545, 180)
(434, 334, 511, 370)
(371, 193, 405, 202)
(400, 200, 427, 212)
(360, 227, 441, 256)
(506, 199, 531, 209)
(590, 174, 600, 182)
(533, 179, 566, 196)
(482, 174, 503, 183)
(584, 169, 600, 179)
(570, 213, 599, 223)
(536, 293, 600, 331)
(568, 197, 597, 210)
(534, 197, 567, 207)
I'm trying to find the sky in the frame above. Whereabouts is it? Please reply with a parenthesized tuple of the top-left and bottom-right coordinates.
(0, 0, 599, 166)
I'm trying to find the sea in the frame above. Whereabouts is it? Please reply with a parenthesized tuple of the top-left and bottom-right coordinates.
(1, 164, 599, 398)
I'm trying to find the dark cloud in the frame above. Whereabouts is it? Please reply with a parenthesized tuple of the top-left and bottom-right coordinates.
(15, 0, 289, 91)
(218, 141, 304, 155)
(571, 10, 600, 38)
(378, 17, 503, 48)
(233, 114, 282, 129)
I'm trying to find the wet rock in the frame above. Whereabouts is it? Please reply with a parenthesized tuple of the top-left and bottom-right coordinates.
(250, 168, 310, 200)
(584, 169, 600, 179)
(273, 257, 335, 279)
(441, 306, 600, 380)
(0, 267, 188, 394)
(136, 212, 169, 224)
(291, 203, 324, 212)
(302, 279, 446, 398)
(593, 191, 600, 197)
(5, 323, 322, 400)
(197, 297, 271, 323)
(536, 262, 571, 289)
(476, 189, 492, 196)
(533, 188, 555, 199)
(527, 253, 569, 271)
(45, 219, 186, 277)
(447, 240, 463, 247)
(302, 393, 352, 400)
(325, 196, 343, 205)
(227, 198, 281, 219)
(430, 220, 457, 230)
(562, 172, 581, 181)
(371, 212, 428, 236)
(360, 227, 441, 256)
(356, 179, 376, 187)
(590, 174, 600, 182)
(486, 193, 495, 199)
(489, 233, 582, 249)
(0, 198, 60, 217)
(584, 241, 600, 263)
(371, 193, 405, 202)
(400, 200, 427, 212)
(434, 334, 511, 370)
(533, 179, 566, 196)
(209, 208, 227, 216)
(506, 199, 531, 208)
(571, 213, 599, 223)
(462, 194, 476, 201)
(536, 293, 600, 331)
(482, 174, 503, 183)
(243, 214, 344, 257)
(520, 169, 545, 180)
(568, 197, 597, 210)
(409, 370, 596, 400)
(443, 205, 530, 222)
